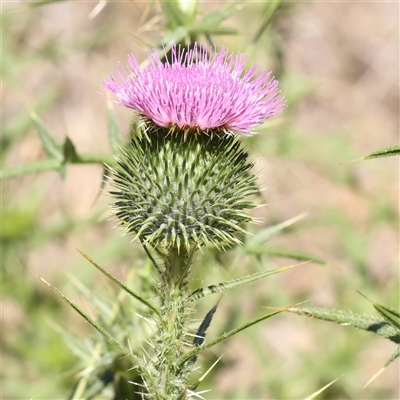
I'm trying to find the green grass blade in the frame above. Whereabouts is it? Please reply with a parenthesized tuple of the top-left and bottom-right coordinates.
(189, 262, 307, 301)
(38, 275, 135, 363)
(76, 249, 161, 318)
(30, 111, 63, 161)
(178, 309, 284, 366)
(1, 158, 61, 179)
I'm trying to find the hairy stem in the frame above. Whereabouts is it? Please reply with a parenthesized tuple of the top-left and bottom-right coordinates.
(147, 246, 194, 399)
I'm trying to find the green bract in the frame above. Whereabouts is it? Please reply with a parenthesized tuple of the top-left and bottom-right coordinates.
(110, 123, 259, 252)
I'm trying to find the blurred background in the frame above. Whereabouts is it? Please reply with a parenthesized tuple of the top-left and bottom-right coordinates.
(2, 1, 399, 399)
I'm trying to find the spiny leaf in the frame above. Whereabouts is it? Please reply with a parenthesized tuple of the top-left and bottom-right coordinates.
(372, 303, 400, 331)
(364, 346, 400, 389)
(107, 101, 124, 155)
(191, 355, 223, 392)
(362, 145, 400, 160)
(76, 249, 161, 319)
(189, 262, 306, 301)
(383, 345, 400, 368)
(288, 306, 400, 343)
(38, 275, 136, 363)
(178, 309, 284, 366)
(343, 144, 400, 164)
(30, 111, 63, 161)
(357, 291, 400, 332)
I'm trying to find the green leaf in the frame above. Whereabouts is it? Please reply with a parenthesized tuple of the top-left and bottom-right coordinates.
(288, 306, 400, 343)
(343, 144, 400, 164)
(107, 101, 124, 155)
(4, 88, 60, 151)
(245, 246, 326, 264)
(160, 1, 189, 28)
(178, 309, 283, 366)
(1, 158, 61, 179)
(45, 319, 92, 361)
(357, 291, 400, 334)
(76, 249, 161, 319)
(245, 213, 307, 248)
(252, 1, 281, 43)
(189, 262, 306, 301)
(188, 24, 238, 36)
(67, 272, 114, 321)
(362, 145, 400, 160)
(30, 112, 63, 161)
(59, 136, 78, 179)
(38, 275, 136, 363)
(63, 136, 79, 163)
(373, 303, 400, 331)
(161, 27, 189, 50)
(202, 3, 245, 25)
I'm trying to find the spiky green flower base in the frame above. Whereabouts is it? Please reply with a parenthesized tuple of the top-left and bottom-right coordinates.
(111, 123, 259, 252)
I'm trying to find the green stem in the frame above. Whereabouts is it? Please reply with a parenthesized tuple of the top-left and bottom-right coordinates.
(148, 247, 194, 399)
(165, 246, 189, 289)
(76, 153, 115, 165)
(1, 153, 116, 180)
(1, 158, 61, 179)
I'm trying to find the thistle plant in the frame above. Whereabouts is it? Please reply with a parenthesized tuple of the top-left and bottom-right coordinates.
(101, 43, 285, 397)
(3, 2, 399, 399)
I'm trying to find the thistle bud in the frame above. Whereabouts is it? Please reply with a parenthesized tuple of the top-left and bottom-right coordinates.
(111, 124, 258, 252)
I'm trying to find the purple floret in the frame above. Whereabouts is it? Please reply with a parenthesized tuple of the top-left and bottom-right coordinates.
(103, 43, 285, 135)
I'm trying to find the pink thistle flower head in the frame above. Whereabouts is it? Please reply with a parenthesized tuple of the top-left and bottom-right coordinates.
(103, 43, 286, 136)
